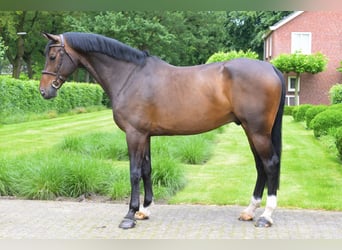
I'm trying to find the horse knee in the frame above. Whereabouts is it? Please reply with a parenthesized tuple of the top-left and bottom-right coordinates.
(130, 168, 141, 184)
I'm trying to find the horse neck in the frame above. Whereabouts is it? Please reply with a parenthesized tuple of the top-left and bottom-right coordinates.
(78, 52, 138, 105)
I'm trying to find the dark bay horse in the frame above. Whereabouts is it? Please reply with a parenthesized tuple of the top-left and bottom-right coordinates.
(39, 32, 285, 229)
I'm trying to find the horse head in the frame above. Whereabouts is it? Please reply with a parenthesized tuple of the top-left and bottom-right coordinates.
(40, 33, 78, 99)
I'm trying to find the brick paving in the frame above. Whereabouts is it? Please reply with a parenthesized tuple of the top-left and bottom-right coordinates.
(0, 199, 341, 239)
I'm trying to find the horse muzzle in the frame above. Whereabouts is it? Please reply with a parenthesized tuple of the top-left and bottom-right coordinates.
(39, 83, 58, 99)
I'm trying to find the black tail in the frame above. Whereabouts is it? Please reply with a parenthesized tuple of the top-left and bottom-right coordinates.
(271, 66, 286, 190)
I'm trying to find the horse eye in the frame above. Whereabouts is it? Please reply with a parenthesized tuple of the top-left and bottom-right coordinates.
(49, 54, 56, 60)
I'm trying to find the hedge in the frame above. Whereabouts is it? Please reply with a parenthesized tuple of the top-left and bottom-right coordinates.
(284, 106, 295, 116)
(305, 105, 328, 129)
(329, 84, 342, 104)
(0, 76, 104, 121)
(292, 104, 313, 122)
(311, 105, 342, 137)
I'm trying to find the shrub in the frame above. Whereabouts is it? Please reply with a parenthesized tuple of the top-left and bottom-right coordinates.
(305, 105, 328, 129)
(329, 84, 342, 104)
(284, 106, 295, 116)
(335, 127, 342, 160)
(293, 104, 312, 122)
(292, 106, 299, 120)
(206, 50, 258, 63)
(311, 107, 342, 137)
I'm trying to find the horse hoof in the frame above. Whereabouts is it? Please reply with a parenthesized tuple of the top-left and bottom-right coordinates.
(238, 212, 254, 221)
(255, 217, 272, 228)
(118, 218, 136, 229)
(135, 211, 149, 220)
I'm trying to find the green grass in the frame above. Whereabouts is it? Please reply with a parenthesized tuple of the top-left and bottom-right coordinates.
(0, 109, 217, 201)
(0, 111, 341, 211)
(0, 110, 115, 157)
(169, 116, 342, 211)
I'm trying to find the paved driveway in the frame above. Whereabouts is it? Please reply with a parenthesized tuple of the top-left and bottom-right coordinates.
(0, 199, 341, 239)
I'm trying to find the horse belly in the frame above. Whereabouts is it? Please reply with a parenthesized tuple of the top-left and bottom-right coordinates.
(151, 99, 234, 135)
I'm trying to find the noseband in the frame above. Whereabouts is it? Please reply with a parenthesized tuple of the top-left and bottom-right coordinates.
(42, 35, 76, 90)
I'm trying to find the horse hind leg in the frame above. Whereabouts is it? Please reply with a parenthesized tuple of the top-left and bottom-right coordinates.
(241, 132, 280, 227)
(239, 145, 265, 221)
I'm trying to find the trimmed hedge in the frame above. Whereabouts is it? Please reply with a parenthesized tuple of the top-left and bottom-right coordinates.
(329, 84, 342, 104)
(0, 76, 104, 122)
(284, 106, 295, 116)
(292, 104, 313, 122)
(305, 105, 328, 129)
(311, 105, 342, 137)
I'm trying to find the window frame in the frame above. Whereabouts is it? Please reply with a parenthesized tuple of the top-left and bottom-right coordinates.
(288, 76, 300, 92)
(291, 32, 312, 54)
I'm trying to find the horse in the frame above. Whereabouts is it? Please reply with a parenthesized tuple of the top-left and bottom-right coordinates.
(39, 32, 285, 229)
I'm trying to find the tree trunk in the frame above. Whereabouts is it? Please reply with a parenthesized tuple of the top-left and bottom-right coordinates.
(12, 35, 25, 79)
(23, 53, 33, 79)
(12, 11, 27, 79)
(294, 73, 300, 106)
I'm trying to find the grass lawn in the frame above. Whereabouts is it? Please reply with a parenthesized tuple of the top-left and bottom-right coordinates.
(0, 112, 341, 210)
(170, 116, 342, 211)
(0, 110, 115, 156)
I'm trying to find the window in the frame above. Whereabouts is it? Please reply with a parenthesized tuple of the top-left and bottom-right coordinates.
(285, 95, 298, 106)
(288, 76, 300, 92)
(291, 32, 311, 54)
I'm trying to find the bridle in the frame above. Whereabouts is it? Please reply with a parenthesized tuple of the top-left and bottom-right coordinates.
(42, 34, 76, 90)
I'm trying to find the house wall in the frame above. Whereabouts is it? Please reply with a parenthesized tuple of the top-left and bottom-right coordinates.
(266, 11, 342, 105)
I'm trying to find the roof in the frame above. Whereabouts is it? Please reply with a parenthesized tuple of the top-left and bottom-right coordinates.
(263, 11, 304, 39)
(270, 11, 304, 31)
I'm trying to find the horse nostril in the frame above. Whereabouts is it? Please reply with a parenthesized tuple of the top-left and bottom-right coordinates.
(40, 89, 46, 97)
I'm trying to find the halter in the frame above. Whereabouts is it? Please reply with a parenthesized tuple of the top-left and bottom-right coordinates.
(42, 35, 76, 89)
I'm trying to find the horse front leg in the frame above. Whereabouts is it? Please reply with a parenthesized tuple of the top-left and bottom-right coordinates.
(118, 132, 148, 229)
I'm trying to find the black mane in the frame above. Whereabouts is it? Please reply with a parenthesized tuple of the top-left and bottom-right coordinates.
(62, 32, 149, 65)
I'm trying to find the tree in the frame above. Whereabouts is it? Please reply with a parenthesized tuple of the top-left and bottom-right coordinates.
(225, 11, 291, 58)
(0, 11, 67, 79)
(271, 52, 328, 105)
(0, 37, 7, 59)
(64, 11, 228, 66)
(1, 11, 228, 80)
(0, 36, 8, 74)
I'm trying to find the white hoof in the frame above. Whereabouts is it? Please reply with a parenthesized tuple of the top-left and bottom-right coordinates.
(134, 203, 153, 220)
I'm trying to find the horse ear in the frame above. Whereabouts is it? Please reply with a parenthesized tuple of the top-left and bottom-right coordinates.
(42, 32, 60, 43)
